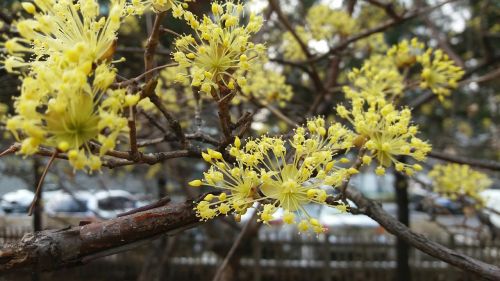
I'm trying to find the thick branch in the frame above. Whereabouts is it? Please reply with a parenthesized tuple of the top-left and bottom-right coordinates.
(0, 201, 200, 273)
(347, 188, 500, 280)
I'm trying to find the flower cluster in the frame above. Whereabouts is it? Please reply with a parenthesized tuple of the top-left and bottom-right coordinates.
(281, 4, 356, 60)
(337, 98, 430, 175)
(234, 62, 293, 107)
(189, 117, 357, 233)
(307, 4, 357, 40)
(1, 0, 136, 171)
(131, 0, 193, 13)
(3, 0, 131, 72)
(429, 164, 492, 205)
(343, 55, 404, 102)
(417, 49, 465, 101)
(6, 57, 130, 171)
(172, 1, 265, 95)
(387, 38, 425, 68)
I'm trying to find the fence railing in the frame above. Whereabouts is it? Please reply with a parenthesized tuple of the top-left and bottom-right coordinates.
(0, 225, 32, 244)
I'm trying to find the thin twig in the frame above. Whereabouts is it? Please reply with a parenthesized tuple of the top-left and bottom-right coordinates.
(28, 151, 58, 216)
(144, 12, 167, 82)
(428, 151, 500, 171)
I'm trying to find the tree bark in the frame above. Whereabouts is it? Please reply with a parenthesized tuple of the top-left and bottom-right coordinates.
(0, 201, 199, 273)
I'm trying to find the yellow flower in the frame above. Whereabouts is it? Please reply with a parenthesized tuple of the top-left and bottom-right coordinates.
(6, 57, 128, 171)
(172, 1, 265, 94)
(281, 4, 356, 60)
(338, 98, 431, 175)
(131, 0, 193, 14)
(417, 48, 465, 101)
(387, 38, 425, 68)
(190, 117, 355, 233)
(307, 4, 357, 39)
(343, 55, 404, 102)
(233, 62, 293, 107)
(429, 164, 492, 205)
(2, 0, 130, 72)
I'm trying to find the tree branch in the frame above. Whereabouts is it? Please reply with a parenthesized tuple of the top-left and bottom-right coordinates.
(0, 201, 200, 273)
(347, 187, 500, 280)
(428, 150, 500, 171)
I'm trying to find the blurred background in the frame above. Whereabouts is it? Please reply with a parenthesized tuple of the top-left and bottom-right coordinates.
(1, 0, 499, 280)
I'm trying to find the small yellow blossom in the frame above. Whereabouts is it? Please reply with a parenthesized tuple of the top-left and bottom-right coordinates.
(387, 38, 425, 68)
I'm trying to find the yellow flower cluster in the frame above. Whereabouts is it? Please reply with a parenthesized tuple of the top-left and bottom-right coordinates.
(343, 55, 404, 102)
(429, 164, 492, 205)
(131, 0, 192, 13)
(1, 0, 136, 171)
(282, 4, 356, 60)
(417, 49, 465, 101)
(307, 5, 357, 40)
(189, 117, 357, 233)
(387, 38, 425, 68)
(3, 0, 131, 71)
(6, 57, 130, 171)
(337, 98, 430, 176)
(172, 1, 265, 95)
(234, 62, 293, 107)
(344, 38, 464, 103)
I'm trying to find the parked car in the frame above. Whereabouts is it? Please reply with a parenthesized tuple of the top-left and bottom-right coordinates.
(89, 190, 137, 219)
(44, 190, 95, 218)
(480, 189, 500, 228)
(45, 189, 138, 220)
(0, 189, 34, 214)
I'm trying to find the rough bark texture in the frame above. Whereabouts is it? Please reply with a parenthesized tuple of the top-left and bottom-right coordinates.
(0, 201, 199, 273)
(346, 188, 500, 281)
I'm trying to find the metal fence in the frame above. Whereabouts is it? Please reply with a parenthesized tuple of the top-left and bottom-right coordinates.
(1, 227, 499, 281)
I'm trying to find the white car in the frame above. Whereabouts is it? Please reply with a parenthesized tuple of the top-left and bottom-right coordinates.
(480, 189, 500, 227)
(44, 190, 95, 217)
(0, 189, 34, 214)
(88, 190, 137, 219)
(45, 189, 138, 220)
